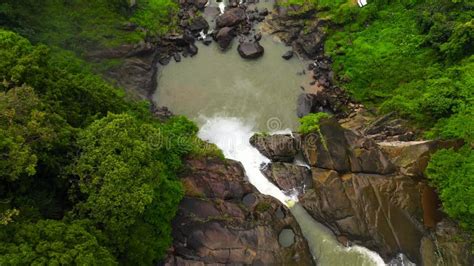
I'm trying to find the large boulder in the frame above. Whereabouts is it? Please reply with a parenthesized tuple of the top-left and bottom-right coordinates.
(164, 157, 314, 265)
(262, 162, 312, 192)
(296, 93, 332, 118)
(215, 27, 235, 50)
(378, 139, 463, 177)
(301, 118, 395, 174)
(188, 16, 209, 33)
(250, 133, 300, 162)
(237, 41, 265, 59)
(216, 8, 246, 28)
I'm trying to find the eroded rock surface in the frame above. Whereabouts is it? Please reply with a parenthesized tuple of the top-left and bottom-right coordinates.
(249, 134, 300, 162)
(163, 157, 313, 265)
(254, 118, 472, 264)
(262, 162, 312, 192)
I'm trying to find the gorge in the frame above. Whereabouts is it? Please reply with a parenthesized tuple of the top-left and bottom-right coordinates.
(153, 0, 470, 265)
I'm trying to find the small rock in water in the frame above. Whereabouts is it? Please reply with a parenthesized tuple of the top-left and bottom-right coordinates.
(202, 35, 213, 45)
(187, 43, 198, 56)
(254, 32, 262, 41)
(215, 27, 235, 50)
(158, 55, 171, 65)
(282, 50, 294, 60)
(173, 53, 181, 63)
(237, 41, 264, 59)
(296, 70, 305, 75)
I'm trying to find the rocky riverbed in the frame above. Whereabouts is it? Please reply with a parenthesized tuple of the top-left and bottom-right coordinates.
(251, 118, 471, 265)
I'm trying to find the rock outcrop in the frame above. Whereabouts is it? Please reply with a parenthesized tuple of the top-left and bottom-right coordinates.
(262, 162, 312, 192)
(252, 118, 472, 264)
(163, 157, 313, 265)
(250, 133, 299, 162)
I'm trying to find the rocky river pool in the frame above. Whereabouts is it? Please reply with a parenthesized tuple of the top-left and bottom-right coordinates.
(153, 1, 415, 265)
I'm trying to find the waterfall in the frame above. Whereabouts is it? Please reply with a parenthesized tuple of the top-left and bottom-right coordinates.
(198, 115, 387, 266)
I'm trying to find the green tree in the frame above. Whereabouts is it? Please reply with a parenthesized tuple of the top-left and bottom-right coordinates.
(72, 113, 184, 263)
(426, 146, 474, 232)
(0, 219, 117, 265)
(0, 86, 72, 182)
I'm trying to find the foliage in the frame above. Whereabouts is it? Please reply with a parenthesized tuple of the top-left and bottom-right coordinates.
(0, 0, 144, 52)
(0, 29, 211, 264)
(298, 112, 331, 134)
(426, 146, 474, 232)
(71, 113, 184, 263)
(0, 209, 19, 225)
(323, 1, 473, 141)
(0, 219, 117, 265)
(130, 0, 179, 35)
(321, 0, 473, 236)
(0, 29, 128, 127)
(0, 86, 71, 182)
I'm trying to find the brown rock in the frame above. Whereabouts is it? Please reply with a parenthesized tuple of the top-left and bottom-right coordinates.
(262, 162, 312, 192)
(165, 157, 314, 265)
(250, 133, 300, 162)
(301, 118, 395, 174)
(378, 139, 463, 177)
(237, 41, 264, 59)
(215, 27, 235, 50)
(216, 8, 246, 28)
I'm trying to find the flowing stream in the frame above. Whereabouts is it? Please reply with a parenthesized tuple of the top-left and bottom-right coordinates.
(153, 2, 401, 264)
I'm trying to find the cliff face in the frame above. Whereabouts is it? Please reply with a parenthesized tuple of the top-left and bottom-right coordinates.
(252, 118, 472, 265)
(163, 157, 314, 265)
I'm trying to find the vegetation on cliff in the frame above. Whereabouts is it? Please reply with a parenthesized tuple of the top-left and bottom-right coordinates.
(0, 3, 210, 261)
(289, 0, 473, 234)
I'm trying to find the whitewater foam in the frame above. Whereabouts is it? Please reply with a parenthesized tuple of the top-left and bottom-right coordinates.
(197, 115, 388, 265)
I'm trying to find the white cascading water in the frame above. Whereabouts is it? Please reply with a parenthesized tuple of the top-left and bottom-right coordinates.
(198, 116, 387, 266)
(198, 116, 295, 203)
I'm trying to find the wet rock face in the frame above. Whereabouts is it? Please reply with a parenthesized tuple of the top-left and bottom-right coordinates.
(420, 220, 473, 266)
(250, 134, 300, 162)
(257, 118, 471, 264)
(164, 157, 313, 265)
(237, 41, 264, 59)
(262, 162, 312, 192)
(301, 170, 425, 261)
